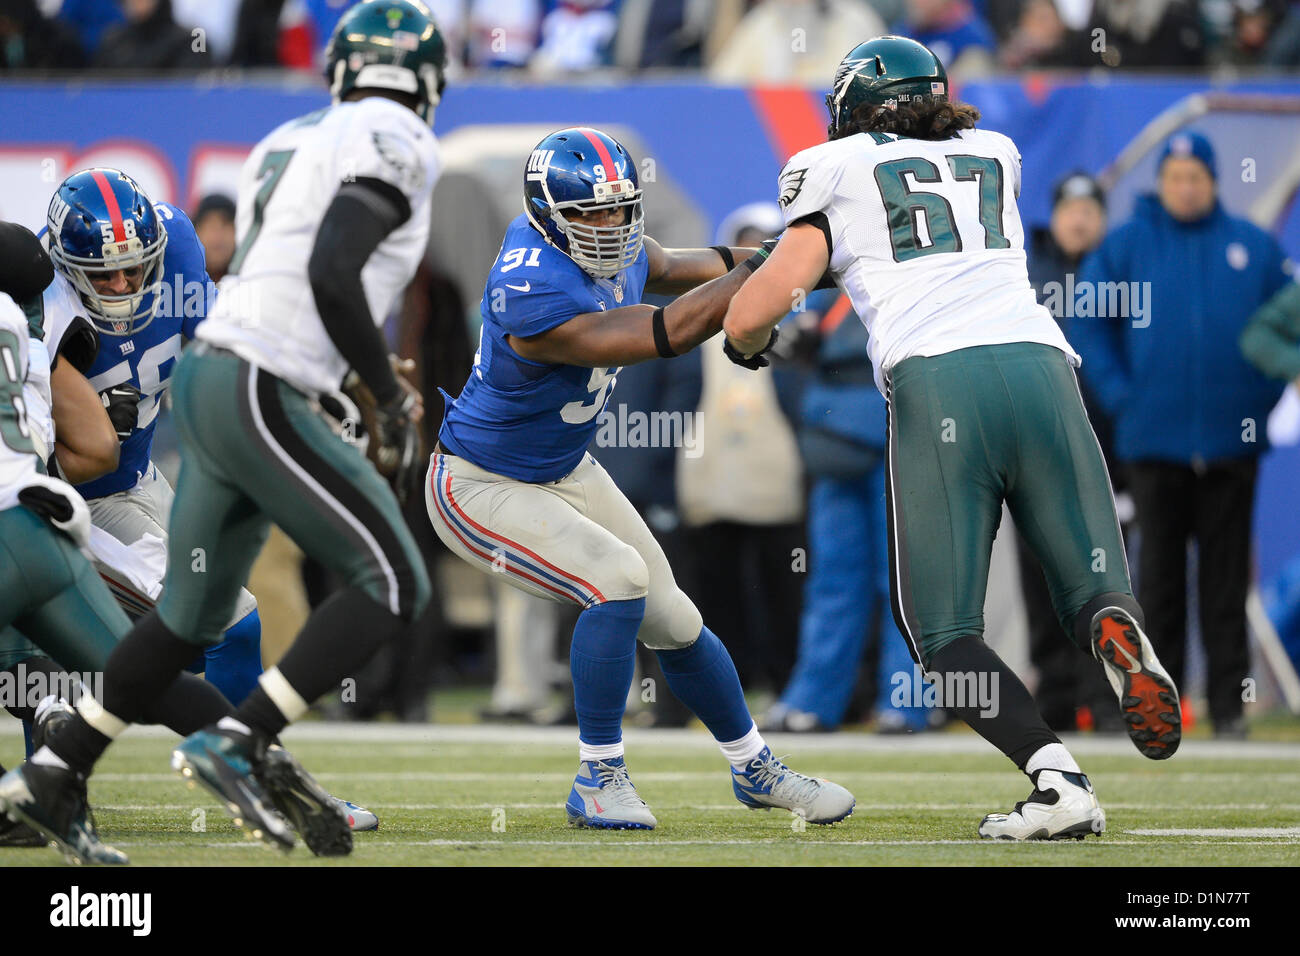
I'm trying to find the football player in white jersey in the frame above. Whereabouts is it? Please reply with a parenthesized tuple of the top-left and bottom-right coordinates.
(0, 223, 246, 864)
(2, 0, 447, 861)
(724, 36, 1182, 841)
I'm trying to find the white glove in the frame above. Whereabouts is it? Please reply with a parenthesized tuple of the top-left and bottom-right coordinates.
(18, 473, 92, 550)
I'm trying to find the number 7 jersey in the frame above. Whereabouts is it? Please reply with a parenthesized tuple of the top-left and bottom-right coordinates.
(200, 96, 441, 397)
(779, 127, 1077, 394)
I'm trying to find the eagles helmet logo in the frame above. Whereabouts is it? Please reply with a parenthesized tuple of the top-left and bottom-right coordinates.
(830, 57, 871, 114)
(778, 166, 808, 209)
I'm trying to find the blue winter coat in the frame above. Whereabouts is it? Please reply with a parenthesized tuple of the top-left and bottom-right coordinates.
(1072, 194, 1290, 464)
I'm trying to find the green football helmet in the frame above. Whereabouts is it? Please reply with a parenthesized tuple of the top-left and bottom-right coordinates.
(825, 36, 948, 138)
(324, 0, 448, 126)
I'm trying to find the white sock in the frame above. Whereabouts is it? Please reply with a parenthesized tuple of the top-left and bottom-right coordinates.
(578, 740, 625, 764)
(718, 722, 765, 770)
(30, 746, 68, 770)
(76, 693, 127, 739)
(257, 668, 308, 723)
(1025, 742, 1081, 777)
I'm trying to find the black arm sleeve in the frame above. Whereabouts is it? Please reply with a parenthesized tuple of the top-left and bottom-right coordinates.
(54, 316, 100, 374)
(308, 177, 412, 405)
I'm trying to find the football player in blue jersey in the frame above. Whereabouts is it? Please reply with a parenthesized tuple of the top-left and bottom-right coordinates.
(430, 127, 855, 829)
(33, 168, 378, 838)
(42, 168, 266, 707)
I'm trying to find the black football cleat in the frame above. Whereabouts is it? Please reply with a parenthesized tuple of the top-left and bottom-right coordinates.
(172, 725, 295, 853)
(0, 763, 126, 864)
(30, 695, 76, 754)
(257, 745, 352, 857)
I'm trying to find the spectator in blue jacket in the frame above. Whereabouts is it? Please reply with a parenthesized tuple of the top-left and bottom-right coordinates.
(1072, 131, 1292, 738)
(765, 290, 929, 734)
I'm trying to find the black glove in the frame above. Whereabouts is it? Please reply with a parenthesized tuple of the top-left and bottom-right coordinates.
(99, 383, 141, 441)
(372, 390, 420, 505)
(723, 326, 780, 370)
(18, 476, 91, 549)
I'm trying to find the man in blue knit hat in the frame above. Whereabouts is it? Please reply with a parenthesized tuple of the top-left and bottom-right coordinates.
(1073, 130, 1292, 738)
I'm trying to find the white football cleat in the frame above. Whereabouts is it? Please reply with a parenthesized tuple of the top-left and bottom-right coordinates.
(565, 758, 657, 830)
(979, 769, 1106, 841)
(732, 747, 855, 824)
(333, 798, 379, 831)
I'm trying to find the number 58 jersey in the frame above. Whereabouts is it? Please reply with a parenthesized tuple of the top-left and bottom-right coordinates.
(439, 214, 649, 483)
(780, 127, 1077, 394)
(200, 97, 441, 397)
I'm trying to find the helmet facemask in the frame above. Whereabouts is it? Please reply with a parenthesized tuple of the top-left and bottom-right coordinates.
(50, 226, 168, 336)
(549, 182, 644, 279)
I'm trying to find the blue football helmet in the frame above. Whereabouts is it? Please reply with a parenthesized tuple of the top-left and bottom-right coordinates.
(523, 127, 644, 278)
(46, 168, 168, 336)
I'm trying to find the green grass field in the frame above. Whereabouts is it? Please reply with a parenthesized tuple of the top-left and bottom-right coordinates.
(4, 721, 1299, 866)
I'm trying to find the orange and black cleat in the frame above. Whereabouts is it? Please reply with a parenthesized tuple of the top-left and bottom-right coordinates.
(1090, 608, 1182, 760)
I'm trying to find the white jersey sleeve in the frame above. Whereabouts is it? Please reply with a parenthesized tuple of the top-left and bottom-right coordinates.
(339, 105, 439, 209)
(22, 273, 98, 459)
(777, 148, 841, 230)
(0, 293, 40, 509)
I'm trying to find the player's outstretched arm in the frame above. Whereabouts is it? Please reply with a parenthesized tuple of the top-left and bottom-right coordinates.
(308, 181, 413, 406)
(508, 263, 755, 368)
(643, 236, 758, 295)
(723, 223, 830, 358)
(51, 359, 120, 484)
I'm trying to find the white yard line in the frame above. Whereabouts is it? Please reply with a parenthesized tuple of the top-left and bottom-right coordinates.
(1124, 827, 1300, 838)
(102, 837, 1300, 849)
(4, 719, 1297, 759)
(93, 802, 1300, 812)
(88, 770, 1300, 783)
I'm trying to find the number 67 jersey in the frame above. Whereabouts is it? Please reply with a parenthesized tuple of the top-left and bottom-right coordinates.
(200, 97, 440, 398)
(780, 126, 1077, 394)
(438, 213, 649, 483)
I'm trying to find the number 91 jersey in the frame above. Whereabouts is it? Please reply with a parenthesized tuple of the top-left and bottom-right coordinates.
(438, 214, 649, 483)
(780, 126, 1076, 394)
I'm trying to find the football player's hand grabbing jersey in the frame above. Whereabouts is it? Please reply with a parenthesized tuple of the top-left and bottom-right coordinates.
(99, 383, 141, 441)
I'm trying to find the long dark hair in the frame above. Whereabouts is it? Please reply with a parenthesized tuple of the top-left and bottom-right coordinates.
(830, 99, 981, 142)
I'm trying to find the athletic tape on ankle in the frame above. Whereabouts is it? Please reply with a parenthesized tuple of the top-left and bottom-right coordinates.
(76, 694, 127, 739)
(258, 667, 310, 722)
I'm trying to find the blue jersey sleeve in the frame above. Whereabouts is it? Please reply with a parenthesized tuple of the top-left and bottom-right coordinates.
(154, 202, 214, 340)
(491, 277, 588, 339)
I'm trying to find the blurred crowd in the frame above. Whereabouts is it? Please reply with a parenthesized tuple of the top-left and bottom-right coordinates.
(5, 0, 1300, 75)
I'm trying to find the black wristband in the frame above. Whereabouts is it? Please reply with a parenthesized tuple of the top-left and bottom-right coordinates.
(710, 245, 735, 271)
(652, 307, 676, 358)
